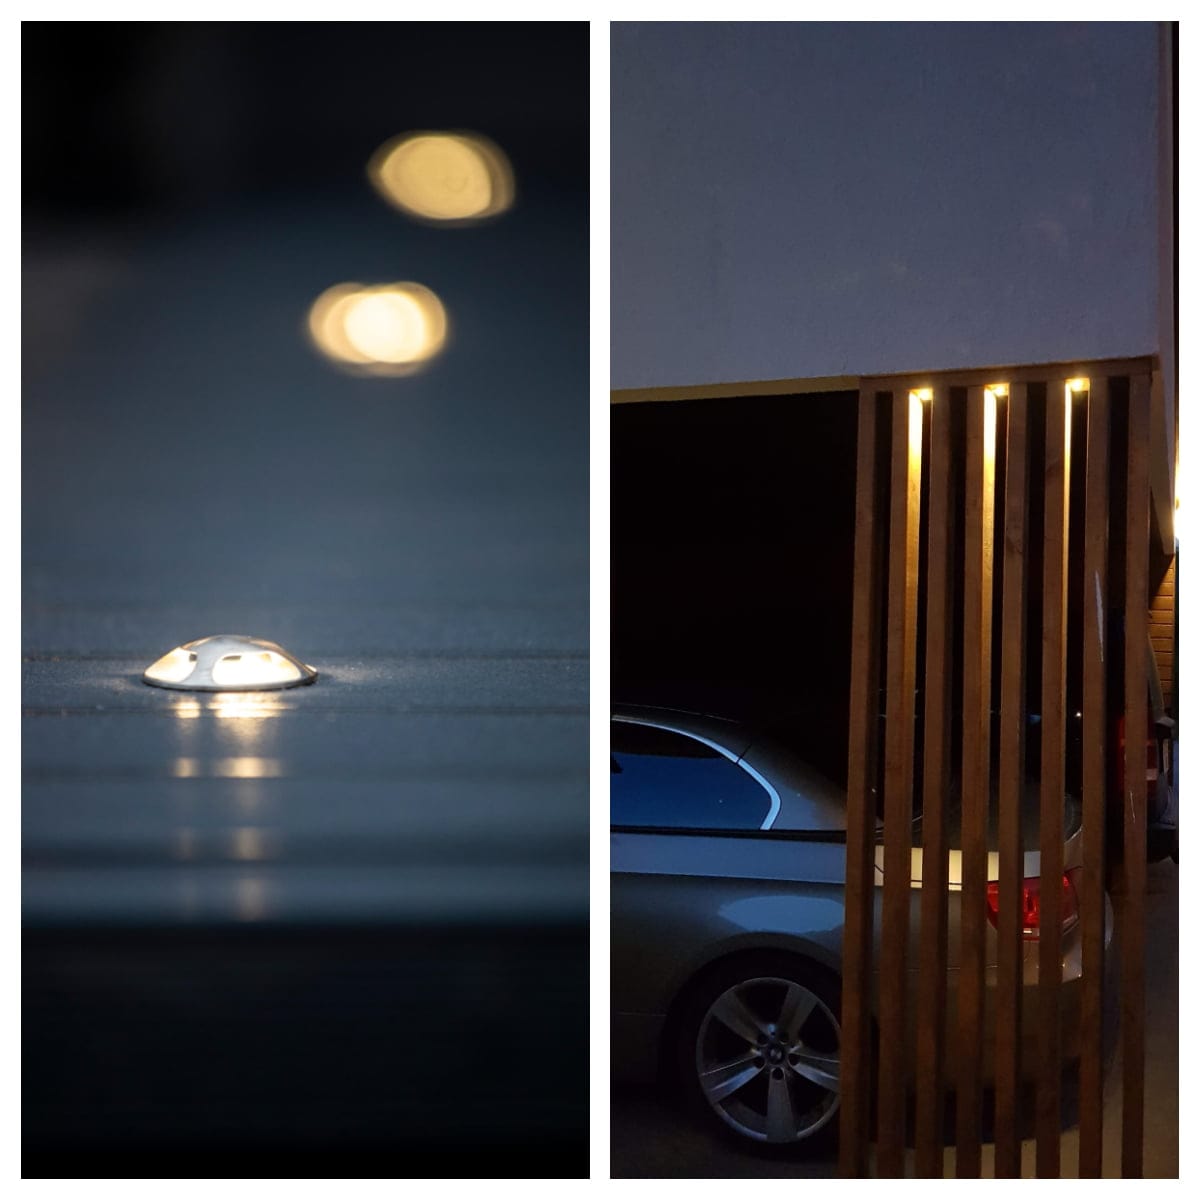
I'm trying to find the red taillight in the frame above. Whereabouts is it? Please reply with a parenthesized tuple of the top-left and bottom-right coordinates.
(1114, 715, 1159, 786)
(985, 870, 1079, 939)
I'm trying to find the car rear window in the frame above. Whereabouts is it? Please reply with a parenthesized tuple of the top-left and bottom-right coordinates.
(611, 721, 774, 831)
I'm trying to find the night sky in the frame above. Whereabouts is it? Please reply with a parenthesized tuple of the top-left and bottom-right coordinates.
(612, 22, 1160, 389)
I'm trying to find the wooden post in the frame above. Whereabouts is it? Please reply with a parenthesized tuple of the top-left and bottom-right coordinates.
(914, 388, 954, 1176)
(1121, 372, 1150, 1177)
(1036, 379, 1074, 1175)
(955, 385, 995, 1177)
(876, 388, 924, 1177)
(1078, 377, 1110, 1177)
(839, 389, 887, 1177)
(994, 384, 1029, 1177)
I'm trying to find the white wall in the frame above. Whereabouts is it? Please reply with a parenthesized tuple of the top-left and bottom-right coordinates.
(612, 22, 1160, 390)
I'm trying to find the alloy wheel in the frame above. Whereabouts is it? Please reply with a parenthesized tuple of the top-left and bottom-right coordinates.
(694, 974, 840, 1144)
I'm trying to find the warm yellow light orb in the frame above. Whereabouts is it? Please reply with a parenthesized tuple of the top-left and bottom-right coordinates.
(307, 282, 448, 375)
(368, 131, 514, 222)
(342, 290, 434, 364)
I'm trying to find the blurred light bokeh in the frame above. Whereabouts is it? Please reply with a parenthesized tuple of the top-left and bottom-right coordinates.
(368, 131, 514, 222)
(307, 280, 448, 374)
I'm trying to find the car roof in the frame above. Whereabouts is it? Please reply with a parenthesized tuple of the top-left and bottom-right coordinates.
(612, 704, 755, 759)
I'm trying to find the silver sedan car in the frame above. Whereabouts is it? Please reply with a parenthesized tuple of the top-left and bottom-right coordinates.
(611, 704, 1114, 1152)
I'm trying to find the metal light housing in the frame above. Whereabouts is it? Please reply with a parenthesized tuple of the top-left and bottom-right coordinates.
(143, 635, 317, 692)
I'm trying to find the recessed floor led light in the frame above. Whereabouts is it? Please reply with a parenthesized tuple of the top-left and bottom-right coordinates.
(143, 635, 317, 692)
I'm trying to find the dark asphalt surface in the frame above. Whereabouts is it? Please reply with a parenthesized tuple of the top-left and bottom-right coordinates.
(23, 169, 588, 1175)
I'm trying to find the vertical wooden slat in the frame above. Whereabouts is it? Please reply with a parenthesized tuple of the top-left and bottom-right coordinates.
(1078, 377, 1110, 1177)
(994, 384, 1029, 1177)
(876, 388, 923, 1177)
(955, 385, 994, 1177)
(1121, 372, 1150, 1177)
(1036, 379, 1073, 1175)
(839, 390, 887, 1177)
(914, 389, 954, 1177)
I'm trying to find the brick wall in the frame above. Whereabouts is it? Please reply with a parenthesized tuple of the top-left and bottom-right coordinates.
(1150, 553, 1176, 714)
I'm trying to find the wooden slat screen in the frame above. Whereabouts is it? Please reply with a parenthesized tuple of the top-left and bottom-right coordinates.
(840, 362, 1155, 1178)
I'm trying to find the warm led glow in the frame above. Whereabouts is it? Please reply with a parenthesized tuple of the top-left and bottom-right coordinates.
(1066, 377, 1090, 395)
(171, 757, 284, 779)
(342, 291, 437, 363)
(172, 694, 284, 735)
(144, 635, 316, 692)
(309, 284, 371, 364)
(368, 131, 514, 222)
(220, 757, 283, 779)
(983, 385, 998, 464)
(211, 693, 284, 720)
(910, 387, 933, 403)
(308, 282, 448, 375)
(210, 651, 301, 688)
(145, 647, 197, 685)
(908, 391, 924, 463)
(214, 694, 283, 748)
(986, 382, 1009, 398)
(230, 827, 271, 862)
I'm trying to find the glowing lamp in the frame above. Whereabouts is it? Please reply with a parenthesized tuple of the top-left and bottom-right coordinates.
(1066, 377, 1089, 395)
(144, 635, 317, 692)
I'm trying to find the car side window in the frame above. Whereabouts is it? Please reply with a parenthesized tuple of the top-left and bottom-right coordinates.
(611, 720, 773, 831)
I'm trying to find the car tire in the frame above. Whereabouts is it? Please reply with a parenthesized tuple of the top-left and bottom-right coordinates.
(675, 952, 843, 1155)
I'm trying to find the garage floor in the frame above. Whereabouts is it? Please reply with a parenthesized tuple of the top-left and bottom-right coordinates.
(611, 858, 1178, 1178)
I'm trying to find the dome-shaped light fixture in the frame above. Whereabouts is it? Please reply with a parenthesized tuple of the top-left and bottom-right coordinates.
(143, 635, 317, 692)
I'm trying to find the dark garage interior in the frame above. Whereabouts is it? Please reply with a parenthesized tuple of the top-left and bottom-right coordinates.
(612, 392, 858, 787)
